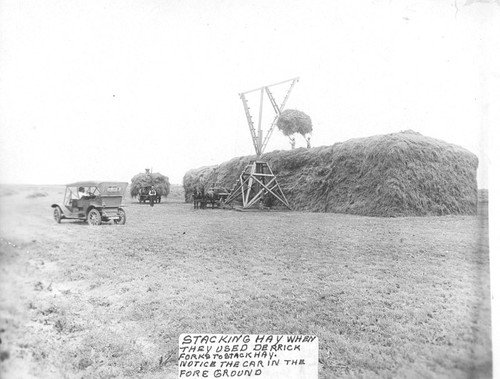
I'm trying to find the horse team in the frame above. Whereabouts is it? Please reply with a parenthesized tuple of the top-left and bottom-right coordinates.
(192, 188, 227, 209)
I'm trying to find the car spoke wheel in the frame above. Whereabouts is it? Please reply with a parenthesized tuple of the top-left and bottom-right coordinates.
(114, 208, 126, 225)
(87, 209, 102, 226)
(53, 207, 62, 223)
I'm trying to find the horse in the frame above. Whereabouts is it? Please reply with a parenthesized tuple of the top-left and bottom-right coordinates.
(205, 190, 218, 209)
(192, 189, 206, 209)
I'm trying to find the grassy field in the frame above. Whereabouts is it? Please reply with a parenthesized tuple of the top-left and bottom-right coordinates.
(0, 184, 491, 378)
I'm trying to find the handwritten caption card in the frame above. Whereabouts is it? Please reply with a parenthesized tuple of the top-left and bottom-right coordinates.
(178, 334, 318, 378)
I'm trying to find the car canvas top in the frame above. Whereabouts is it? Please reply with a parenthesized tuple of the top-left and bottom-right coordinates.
(66, 182, 128, 196)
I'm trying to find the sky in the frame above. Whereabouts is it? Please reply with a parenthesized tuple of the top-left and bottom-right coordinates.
(0, 0, 499, 186)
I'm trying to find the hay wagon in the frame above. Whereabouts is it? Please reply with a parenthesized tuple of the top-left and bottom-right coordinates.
(138, 186, 161, 204)
(194, 184, 231, 209)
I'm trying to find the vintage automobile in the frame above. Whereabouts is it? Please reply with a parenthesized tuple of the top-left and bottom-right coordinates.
(51, 181, 128, 225)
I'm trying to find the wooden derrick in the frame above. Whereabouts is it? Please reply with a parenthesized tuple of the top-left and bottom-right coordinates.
(225, 77, 299, 209)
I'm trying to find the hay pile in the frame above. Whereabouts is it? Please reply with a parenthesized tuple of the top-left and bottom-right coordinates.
(277, 109, 312, 137)
(130, 172, 170, 198)
(183, 166, 217, 201)
(183, 131, 478, 217)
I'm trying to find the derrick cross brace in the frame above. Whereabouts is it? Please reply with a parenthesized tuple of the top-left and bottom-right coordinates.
(224, 161, 291, 210)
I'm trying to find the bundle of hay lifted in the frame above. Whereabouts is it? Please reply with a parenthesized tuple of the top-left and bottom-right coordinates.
(277, 109, 313, 149)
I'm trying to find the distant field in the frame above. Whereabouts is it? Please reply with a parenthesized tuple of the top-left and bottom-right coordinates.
(0, 184, 491, 378)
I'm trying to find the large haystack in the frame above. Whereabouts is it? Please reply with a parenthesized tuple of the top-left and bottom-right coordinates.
(183, 131, 478, 217)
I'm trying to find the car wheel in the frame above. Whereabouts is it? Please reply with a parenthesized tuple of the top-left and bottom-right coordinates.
(114, 208, 126, 225)
(87, 209, 102, 226)
(53, 207, 62, 223)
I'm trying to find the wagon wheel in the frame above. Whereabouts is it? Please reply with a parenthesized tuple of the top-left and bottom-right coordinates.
(87, 209, 102, 226)
(114, 208, 126, 225)
(53, 207, 62, 223)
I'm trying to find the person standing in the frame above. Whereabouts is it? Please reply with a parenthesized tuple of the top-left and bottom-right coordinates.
(149, 186, 157, 207)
